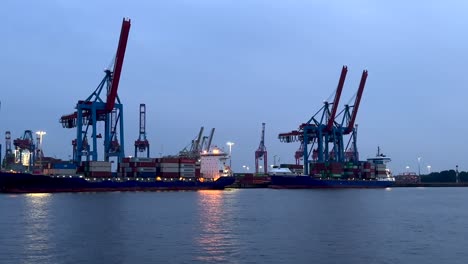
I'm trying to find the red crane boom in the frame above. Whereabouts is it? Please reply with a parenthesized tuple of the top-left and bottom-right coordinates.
(105, 17, 131, 112)
(326, 66, 347, 132)
(344, 70, 368, 134)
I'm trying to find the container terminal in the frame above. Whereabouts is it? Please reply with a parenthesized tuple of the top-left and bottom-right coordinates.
(0, 18, 234, 193)
(230, 66, 395, 188)
(1, 17, 458, 191)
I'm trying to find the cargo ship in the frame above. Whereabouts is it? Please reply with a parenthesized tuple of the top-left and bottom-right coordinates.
(269, 150, 395, 189)
(0, 172, 235, 193)
(0, 147, 235, 193)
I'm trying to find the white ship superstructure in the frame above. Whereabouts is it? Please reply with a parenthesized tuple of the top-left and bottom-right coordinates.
(200, 146, 231, 179)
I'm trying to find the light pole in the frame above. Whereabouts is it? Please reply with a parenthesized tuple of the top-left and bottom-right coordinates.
(36, 131, 46, 150)
(417, 157, 421, 177)
(36, 131, 46, 170)
(226, 141, 234, 168)
(405, 166, 410, 173)
(427, 165, 431, 174)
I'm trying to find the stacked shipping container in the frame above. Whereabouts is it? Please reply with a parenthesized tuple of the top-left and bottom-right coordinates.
(118, 157, 157, 178)
(158, 157, 196, 178)
(43, 162, 78, 175)
(116, 157, 199, 179)
(82, 161, 112, 178)
(308, 161, 377, 179)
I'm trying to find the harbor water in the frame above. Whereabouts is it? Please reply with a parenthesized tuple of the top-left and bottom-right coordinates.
(1, 188, 468, 264)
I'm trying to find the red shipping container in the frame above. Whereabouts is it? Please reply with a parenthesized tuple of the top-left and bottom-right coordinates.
(180, 158, 196, 164)
(137, 162, 157, 167)
(88, 171, 112, 178)
(159, 172, 180, 178)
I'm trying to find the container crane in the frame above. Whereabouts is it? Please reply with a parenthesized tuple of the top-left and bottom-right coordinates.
(206, 128, 215, 152)
(344, 125, 359, 162)
(294, 143, 304, 165)
(13, 130, 35, 168)
(3, 131, 14, 168)
(335, 70, 368, 162)
(200, 128, 216, 152)
(340, 70, 368, 134)
(179, 127, 205, 159)
(255, 123, 268, 174)
(192, 127, 204, 154)
(59, 18, 131, 164)
(134, 104, 150, 157)
(278, 66, 347, 174)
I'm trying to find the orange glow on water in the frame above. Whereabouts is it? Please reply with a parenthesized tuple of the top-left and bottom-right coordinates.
(194, 190, 234, 262)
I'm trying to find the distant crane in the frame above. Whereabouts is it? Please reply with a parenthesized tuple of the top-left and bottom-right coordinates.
(2, 131, 14, 169)
(255, 122, 268, 174)
(179, 127, 204, 159)
(278, 66, 368, 174)
(134, 104, 150, 157)
(179, 127, 216, 159)
(278, 66, 348, 174)
(191, 127, 204, 154)
(13, 130, 35, 168)
(206, 128, 215, 152)
(295, 143, 304, 165)
(201, 128, 215, 152)
(59, 18, 131, 164)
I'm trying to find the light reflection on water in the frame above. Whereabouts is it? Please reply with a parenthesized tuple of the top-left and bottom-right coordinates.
(2, 189, 468, 263)
(194, 190, 239, 262)
(22, 193, 54, 264)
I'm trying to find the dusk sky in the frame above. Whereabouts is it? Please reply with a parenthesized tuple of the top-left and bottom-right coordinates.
(2, 0, 468, 174)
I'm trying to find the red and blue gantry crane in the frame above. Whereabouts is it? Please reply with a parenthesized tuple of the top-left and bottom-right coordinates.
(13, 130, 35, 168)
(294, 143, 304, 165)
(335, 70, 368, 163)
(278, 66, 367, 175)
(255, 122, 268, 174)
(134, 103, 150, 157)
(60, 18, 131, 164)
